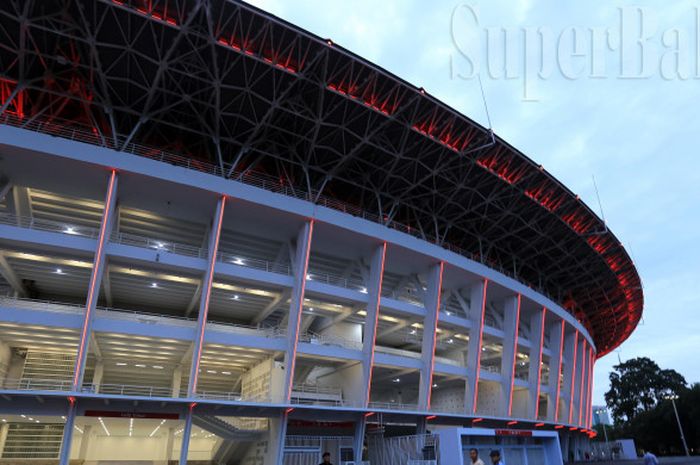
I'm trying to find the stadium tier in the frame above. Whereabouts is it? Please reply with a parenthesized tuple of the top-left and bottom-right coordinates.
(0, 1, 642, 464)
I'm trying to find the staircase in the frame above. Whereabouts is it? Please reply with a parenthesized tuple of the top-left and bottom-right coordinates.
(192, 415, 263, 442)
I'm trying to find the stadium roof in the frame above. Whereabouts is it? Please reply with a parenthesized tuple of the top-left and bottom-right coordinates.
(0, 0, 643, 355)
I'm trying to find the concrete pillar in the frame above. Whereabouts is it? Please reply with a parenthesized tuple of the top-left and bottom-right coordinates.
(0, 423, 9, 457)
(179, 408, 194, 465)
(465, 279, 488, 414)
(78, 425, 91, 460)
(91, 362, 104, 393)
(568, 331, 581, 425)
(166, 427, 175, 461)
(271, 412, 289, 465)
(416, 416, 427, 436)
(73, 170, 118, 389)
(561, 328, 577, 424)
(418, 262, 443, 411)
(547, 320, 565, 423)
(172, 367, 182, 398)
(499, 295, 520, 417)
(187, 196, 226, 396)
(58, 401, 77, 465)
(360, 243, 387, 407)
(0, 340, 10, 385)
(577, 340, 588, 427)
(282, 220, 314, 402)
(353, 417, 366, 462)
(527, 307, 546, 420)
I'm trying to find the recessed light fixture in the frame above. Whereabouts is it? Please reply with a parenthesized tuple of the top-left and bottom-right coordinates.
(151, 282, 158, 288)
(222, 371, 231, 375)
(153, 365, 164, 369)
(360, 287, 368, 294)
(432, 383, 438, 388)
(233, 257, 245, 265)
(308, 307, 314, 312)
(64, 227, 76, 235)
(207, 370, 217, 374)
(135, 364, 146, 368)
(116, 362, 127, 366)
(232, 294, 239, 300)
(55, 268, 64, 274)
(446, 311, 452, 316)
(393, 378, 400, 383)
(306, 274, 312, 280)
(447, 339, 454, 344)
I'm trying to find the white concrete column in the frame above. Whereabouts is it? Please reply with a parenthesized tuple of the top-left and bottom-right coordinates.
(418, 262, 444, 411)
(465, 279, 487, 414)
(547, 320, 565, 423)
(78, 425, 91, 460)
(172, 366, 182, 398)
(561, 328, 578, 424)
(187, 196, 226, 396)
(166, 427, 175, 461)
(587, 349, 596, 429)
(58, 400, 77, 465)
(577, 340, 588, 427)
(271, 412, 289, 465)
(360, 243, 387, 407)
(527, 307, 546, 420)
(499, 295, 520, 417)
(91, 362, 104, 393)
(353, 416, 366, 462)
(73, 170, 118, 389)
(179, 408, 194, 465)
(0, 423, 9, 457)
(283, 220, 314, 402)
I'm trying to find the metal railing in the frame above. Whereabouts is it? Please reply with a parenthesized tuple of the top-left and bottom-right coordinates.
(111, 230, 205, 258)
(206, 320, 285, 338)
(0, 112, 563, 310)
(0, 211, 99, 239)
(218, 251, 292, 275)
(368, 400, 420, 411)
(305, 269, 366, 293)
(85, 383, 173, 397)
(298, 331, 363, 351)
(1, 378, 73, 392)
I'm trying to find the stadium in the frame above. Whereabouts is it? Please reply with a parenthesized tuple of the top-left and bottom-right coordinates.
(0, 1, 643, 464)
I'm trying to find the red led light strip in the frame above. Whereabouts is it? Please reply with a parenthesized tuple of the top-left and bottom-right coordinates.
(189, 196, 226, 394)
(578, 340, 587, 426)
(534, 307, 547, 420)
(554, 320, 566, 422)
(328, 83, 393, 116)
(111, 0, 179, 26)
(365, 242, 387, 406)
(286, 220, 315, 402)
(73, 169, 117, 388)
(472, 279, 489, 413)
(507, 294, 521, 416)
(568, 330, 580, 424)
(425, 262, 444, 410)
(587, 347, 595, 429)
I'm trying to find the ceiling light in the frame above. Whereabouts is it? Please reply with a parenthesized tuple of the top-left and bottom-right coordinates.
(116, 362, 127, 366)
(155, 242, 165, 249)
(207, 370, 217, 374)
(151, 282, 158, 288)
(222, 371, 231, 375)
(432, 383, 438, 388)
(393, 378, 400, 383)
(64, 227, 77, 235)
(306, 274, 312, 280)
(447, 339, 454, 344)
(232, 295, 239, 300)
(55, 268, 64, 274)
(233, 258, 245, 265)
(410, 329, 417, 335)
(360, 287, 368, 294)
(446, 311, 452, 316)
(20, 415, 26, 418)
(153, 365, 164, 369)
(135, 364, 146, 368)
(308, 307, 314, 312)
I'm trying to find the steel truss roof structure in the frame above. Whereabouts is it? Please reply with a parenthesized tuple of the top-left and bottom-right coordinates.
(0, 0, 642, 355)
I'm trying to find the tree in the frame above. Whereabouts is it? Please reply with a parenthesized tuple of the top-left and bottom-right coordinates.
(605, 357, 687, 424)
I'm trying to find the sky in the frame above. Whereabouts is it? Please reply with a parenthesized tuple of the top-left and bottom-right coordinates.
(246, 0, 700, 406)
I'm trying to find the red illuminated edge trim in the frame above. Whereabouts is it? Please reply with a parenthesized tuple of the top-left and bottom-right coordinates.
(568, 330, 580, 424)
(365, 243, 387, 406)
(190, 196, 227, 394)
(73, 169, 117, 387)
(507, 294, 521, 416)
(554, 320, 566, 422)
(534, 307, 547, 420)
(286, 220, 315, 402)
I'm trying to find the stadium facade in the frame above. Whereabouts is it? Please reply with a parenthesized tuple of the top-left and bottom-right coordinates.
(0, 1, 643, 464)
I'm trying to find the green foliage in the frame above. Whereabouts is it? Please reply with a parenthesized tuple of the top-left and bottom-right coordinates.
(605, 357, 687, 424)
